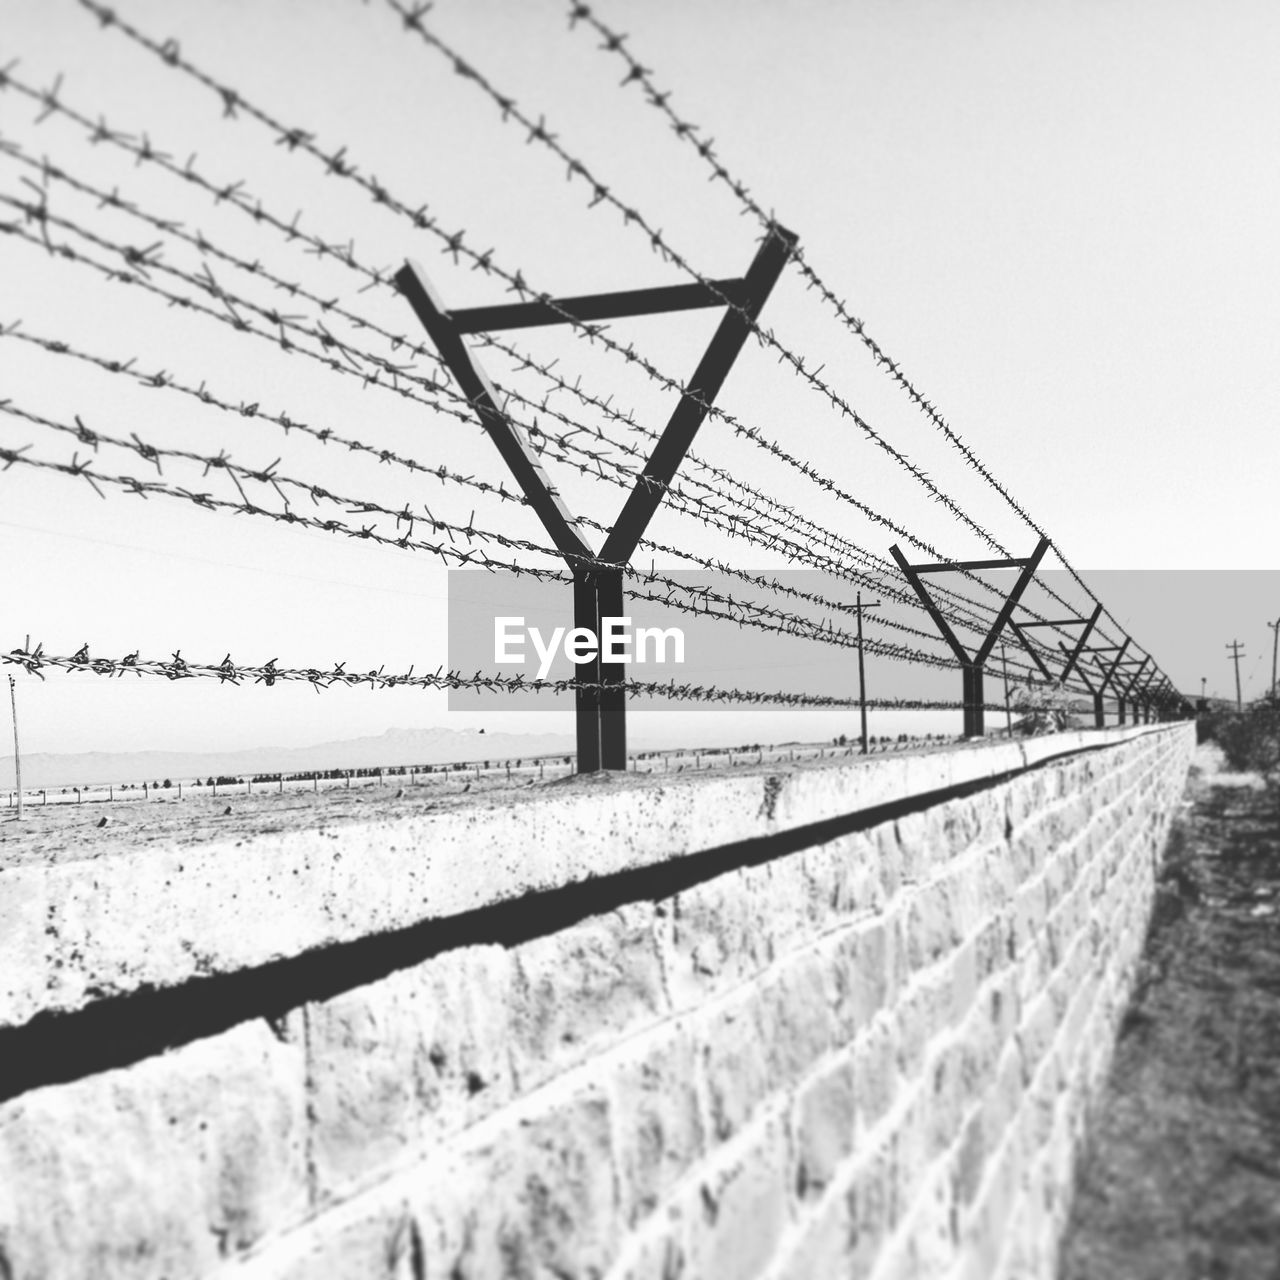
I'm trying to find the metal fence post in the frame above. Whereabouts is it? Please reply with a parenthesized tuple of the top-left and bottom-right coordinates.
(397, 226, 798, 773)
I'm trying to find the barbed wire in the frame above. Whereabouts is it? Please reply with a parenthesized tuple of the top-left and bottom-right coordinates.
(4, 24, 1150, 686)
(0, 60, 1075, 654)
(0, 182, 1028, 654)
(0, 319, 528, 508)
(0, 131, 451, 379)
(486, 343, 1053, 640)
(0, 401, 570, 567)
(0, 69, 893, 596)
(559, 1, 1141, 650)
(0, 158, 910, 586)
(372, 0, 1017, 560)
(68, 6, 1023, 568)
(2, 641, 1019, 712)
(0, 188, 473, 414)
(0, 86, 1022, 632)
(378, 1, 1148, 667)
(1, 306, 1029, 677)
(0, 143, 894, 584)
(0, 307, 978, 661)
(1, 398, 989, 669)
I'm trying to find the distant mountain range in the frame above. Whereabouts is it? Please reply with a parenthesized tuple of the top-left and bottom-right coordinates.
(0, 726, 576, 790)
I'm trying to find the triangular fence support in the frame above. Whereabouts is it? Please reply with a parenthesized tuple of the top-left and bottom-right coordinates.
(1111, 655, 1151, 724)
(889, 537, 1051, 738)
(1069, 638, 1131, 728)
(396, 225, 799, 772)
(1134, 663, 1161, 722)
(1006, 603, 1102, 686)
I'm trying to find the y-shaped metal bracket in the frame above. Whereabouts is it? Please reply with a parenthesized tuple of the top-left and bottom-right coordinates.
(1067, 636, 1130, 727)
(396, 225, 798, 771)
(1108, 654, 1151, 724)
(889, 538, 1050, 737)
(1006, 603, 1102, 686)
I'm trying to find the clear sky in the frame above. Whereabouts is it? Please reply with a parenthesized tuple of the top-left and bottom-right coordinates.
(1, 0, 1277, 758)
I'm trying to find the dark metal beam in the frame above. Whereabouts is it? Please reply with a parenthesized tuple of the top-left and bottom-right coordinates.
(1120, 656, 1152, 698)
(974, 538, 1052, 667)
(888, 544, 971, 667)
(1009, 620, 1054, 680)
(449, 278, 752, 334)
(1059, 603, 1103, 682)
(1070, 657, 1096, 694)
(912, 556, 1038, 574)
(573, 573, 603, 773)
(1094, 638, 1132, 696)
(600, 225, 799, 563)
(398, 227, 798, 774)
(1015, 618, 1092, 629)
(395, 261, 594, 564)
(892, 537, 1050, 738)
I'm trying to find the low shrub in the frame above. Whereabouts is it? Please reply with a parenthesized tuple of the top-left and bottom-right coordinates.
(1210, 701, 1280, 776)
(1011, 678, 1077, 735)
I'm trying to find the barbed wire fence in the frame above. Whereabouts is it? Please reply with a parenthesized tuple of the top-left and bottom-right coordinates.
(0, 1, 1185, 791)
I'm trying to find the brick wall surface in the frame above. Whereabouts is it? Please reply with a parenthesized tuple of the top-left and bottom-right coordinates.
(0, 724, 1194, 1280)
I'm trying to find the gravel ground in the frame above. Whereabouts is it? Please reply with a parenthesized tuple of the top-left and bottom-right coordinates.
(1060, 745, 1280, 1280)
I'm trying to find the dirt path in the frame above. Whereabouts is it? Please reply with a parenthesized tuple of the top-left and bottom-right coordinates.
(1060, 747, 1280, 1280)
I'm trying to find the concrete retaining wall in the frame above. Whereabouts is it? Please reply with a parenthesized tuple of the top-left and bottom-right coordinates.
(0, 723, 1195, 1279)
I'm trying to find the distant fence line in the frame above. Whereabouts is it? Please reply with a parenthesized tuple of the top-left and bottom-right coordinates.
(2, 731, 971, 809)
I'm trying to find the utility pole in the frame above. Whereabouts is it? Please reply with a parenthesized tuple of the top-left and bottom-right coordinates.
(1200, 676, 1206, 703)
(8, 675, 21, 819)
(1269, 619, 1280, 700)
(855, 593, 881, 755)
(1226, 640, 1245, 711)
